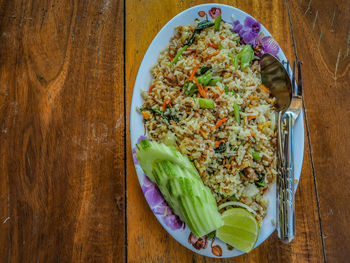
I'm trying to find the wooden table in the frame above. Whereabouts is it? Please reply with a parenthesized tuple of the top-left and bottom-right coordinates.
(0, 0, 349, 262)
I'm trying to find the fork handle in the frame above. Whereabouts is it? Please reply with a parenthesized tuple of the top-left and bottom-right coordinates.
(277, 112, 295, 243)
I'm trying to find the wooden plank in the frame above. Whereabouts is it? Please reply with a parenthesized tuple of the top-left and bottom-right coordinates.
(0, 0, 125, 262)
(126, 0, 323, 262)
(289, 0, 350, 262)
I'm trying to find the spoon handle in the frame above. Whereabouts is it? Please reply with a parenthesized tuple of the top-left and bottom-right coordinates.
(277, 112, 295, 243)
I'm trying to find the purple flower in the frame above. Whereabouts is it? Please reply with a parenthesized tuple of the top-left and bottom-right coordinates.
(260, 35, 279, 55)
(230, 16, 280, 57)
(209, 7, 221, 19)
(231, 17, 261, 46)
(141, 174, 185, 230)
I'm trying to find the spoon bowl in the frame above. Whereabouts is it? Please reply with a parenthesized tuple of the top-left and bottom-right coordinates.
(260, 53, 292, 111)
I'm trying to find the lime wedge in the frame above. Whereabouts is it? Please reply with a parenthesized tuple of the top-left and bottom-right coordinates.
(216, 208, 259, 253)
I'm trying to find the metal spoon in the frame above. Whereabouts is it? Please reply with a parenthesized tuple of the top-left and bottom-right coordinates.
(260, 53, 294, 243)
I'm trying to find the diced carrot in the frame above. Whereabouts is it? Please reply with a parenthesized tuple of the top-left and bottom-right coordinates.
(193, 77, 207, 98)
(225, 64, 229, 68)
(215, 118, 228, 129)
(170, 75, 175, 80)
(204, 50, 220, 61)
(250, 132, 256, 137)
(260, 84, 270, 94)
(219, 88, 224, 94)
(148, 84, 156, 94)
(162, 98, 170, 111)
(187, 48, 196, 52)
(247, 115, 258, 120)
(208, 43, 219, 49)
(142, 111, 151, 120)
(219, 35, 225, 40)
(189, 63, 200, 81)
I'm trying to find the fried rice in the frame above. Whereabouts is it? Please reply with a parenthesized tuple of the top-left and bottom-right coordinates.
(138, 20, 277, 221)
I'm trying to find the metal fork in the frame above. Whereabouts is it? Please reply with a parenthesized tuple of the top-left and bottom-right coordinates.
(278, 61, 303, 243)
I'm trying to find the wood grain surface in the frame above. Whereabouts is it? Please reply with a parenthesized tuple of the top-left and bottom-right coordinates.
(289, 1, 350, 262)
(0, 0, 125, 262)
(1, 0, 349, 262)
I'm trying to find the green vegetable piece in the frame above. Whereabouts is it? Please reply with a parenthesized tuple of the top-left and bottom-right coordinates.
(139, 139, 152, 150)
(198, 98, 215, 109)
(171, 45, 188, 65)
(136, 140, 224, 237)
(197, 71, 213, 86)
(234, 102, 240, 124)
(218, 42, 224, 50)
(196, 20, 215, 30)
(228, 52, 234, 59)
(200, 66, 211, 75)
(224, 84, 229, 94)
(234, 44, 254, 69)
(252, 151, 261, 161)
(214, 14, 221, 31)
(183, 81, 198, 95)
(208, 77, 222, 86)
(255, 174, 265, 187)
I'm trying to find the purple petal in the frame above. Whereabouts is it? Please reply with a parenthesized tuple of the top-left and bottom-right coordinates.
(209, 7, 221, 19)
(152, 203, 166, 215)
(163, 214, 184, 230)
(261, 36, 279, 55)
(231, 20, 243, 33)
(141, 173, 154, 188)
(132, 148, 138, 164)
(144, 185, 164, 206)
(244, 17, 261, 34)
(241, 30, 259, 46)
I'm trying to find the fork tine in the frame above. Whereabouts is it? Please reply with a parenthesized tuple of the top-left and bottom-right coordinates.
(292, 61, 296, 96)
(297, 61, 303, 96)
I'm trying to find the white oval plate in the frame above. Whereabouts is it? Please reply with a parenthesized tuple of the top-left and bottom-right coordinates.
(130, 3, 304, 258)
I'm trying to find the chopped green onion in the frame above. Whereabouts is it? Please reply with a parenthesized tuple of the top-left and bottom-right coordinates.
(234, 44, 254, 69)
(218, 42, 224, 50)
(214, 14, 221, 31)
(234, 102, 240, 124)
(170, 45, 188, 65)
(252, 151, 261, 161)
(197, 71, 213, 86)
(224, 84, 229, 94)
(198, 98, 215, 109)
(255, 174, 265, 187)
